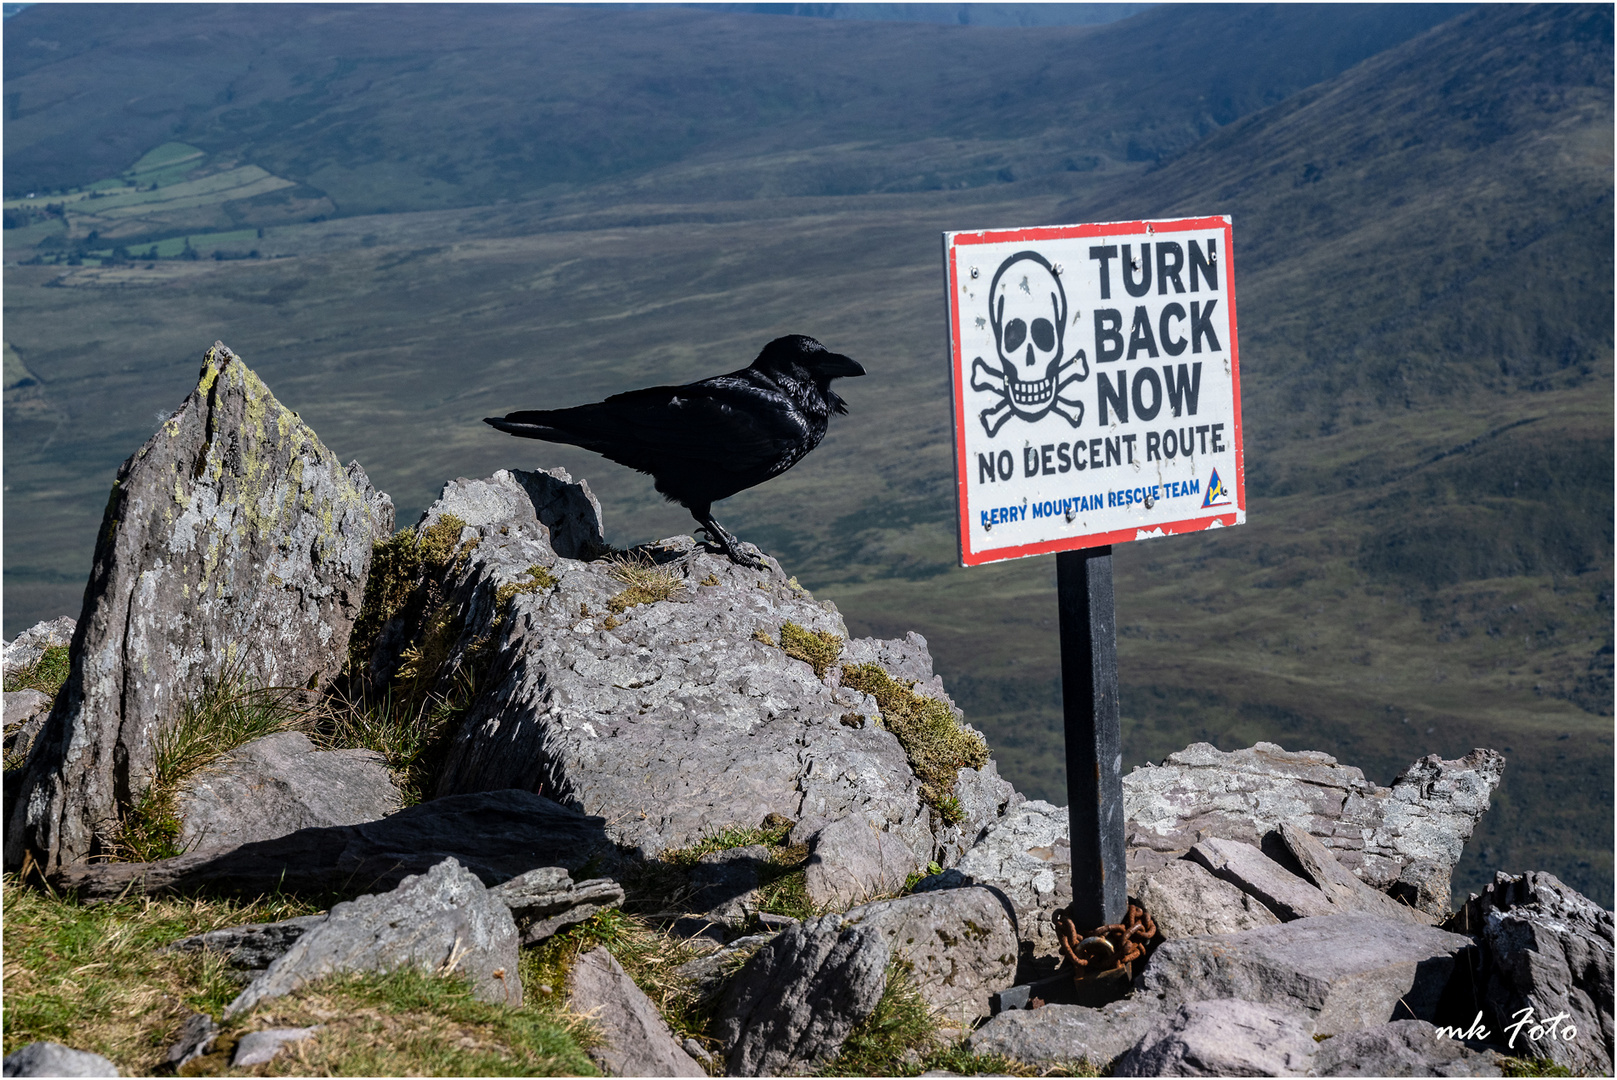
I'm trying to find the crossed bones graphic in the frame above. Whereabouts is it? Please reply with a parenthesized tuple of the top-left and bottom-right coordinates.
(970, 251, 1090, 438)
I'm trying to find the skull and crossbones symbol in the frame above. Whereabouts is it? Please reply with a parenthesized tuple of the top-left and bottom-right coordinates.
(970, 251, 1089, 437)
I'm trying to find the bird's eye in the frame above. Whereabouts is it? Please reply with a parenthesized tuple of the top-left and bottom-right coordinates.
(1032, 318, 1055, 351)
(1003, 319, 1027, 353)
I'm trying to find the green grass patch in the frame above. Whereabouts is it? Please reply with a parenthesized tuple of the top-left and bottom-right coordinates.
(3, 643, 70, 695)
(114, 679, 307, 862)
(780, 621, 843, 680)
(817, 961, 937, 1076)
(840, 663, 987, 822)
(185, 967, 596, 1077)
(0, 875, 318, 1073)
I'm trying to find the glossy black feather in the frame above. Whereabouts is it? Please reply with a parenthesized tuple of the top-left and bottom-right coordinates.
(485, 335, 863, 559)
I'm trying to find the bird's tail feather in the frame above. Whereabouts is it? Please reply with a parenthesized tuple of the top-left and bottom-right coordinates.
(484, 413, 577, 444)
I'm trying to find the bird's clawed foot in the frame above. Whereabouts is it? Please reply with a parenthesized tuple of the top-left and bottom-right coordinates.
(697, 518, 769, 571)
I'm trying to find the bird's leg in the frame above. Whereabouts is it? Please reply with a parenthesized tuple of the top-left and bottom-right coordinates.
(692, 507, 767, 570)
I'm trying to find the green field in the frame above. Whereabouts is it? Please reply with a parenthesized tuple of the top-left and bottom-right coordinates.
(4, 3, 1610, 904)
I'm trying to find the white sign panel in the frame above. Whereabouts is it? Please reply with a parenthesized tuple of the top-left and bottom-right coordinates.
(944, 217, 1246, 566)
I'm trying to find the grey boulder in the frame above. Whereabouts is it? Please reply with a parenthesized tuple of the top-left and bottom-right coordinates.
(1451, 870, 1614, 1076)
(490, 866, 626, 945)
(1275, 821, 1437, 924)
(6, 343, 394, 876)
(1309, 1020, 1503, 1077)
(414, 471, 991, 871)
(1115, 999, 1319, 1077)
(842, 886, 1018, 1023)
(718, 912, 890, 1076)
(1124, 742, 1504, 914)
(568, 947, 705, 1077)
(225, 857, 521, 1017)
(3, 689, 52, 764)
(174, 731, 401, 852)
(1135, 858, 1280, 939)
(966, 997, 1166, 1072)
(796, 814, 919, 909)
(1137, 914, 1477, 1035)
(2, 1042, 118, 1077)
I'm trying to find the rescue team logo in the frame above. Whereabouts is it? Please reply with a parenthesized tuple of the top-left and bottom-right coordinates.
(945, 217, 1245, 566)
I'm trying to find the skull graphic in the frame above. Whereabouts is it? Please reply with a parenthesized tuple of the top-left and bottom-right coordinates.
(970, 250, 1089, 437)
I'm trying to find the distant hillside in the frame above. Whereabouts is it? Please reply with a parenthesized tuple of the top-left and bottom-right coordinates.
(5, 4, 1459, 214)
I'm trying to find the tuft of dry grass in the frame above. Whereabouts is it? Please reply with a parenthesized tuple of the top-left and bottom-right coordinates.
(1, 875, 319, 1074)
(113, 678, 309, 862)
(605, 555, 685, 615)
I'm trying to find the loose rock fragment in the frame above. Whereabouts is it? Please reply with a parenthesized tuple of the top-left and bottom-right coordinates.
(568, 947, 706, 1077)
(225, 857, 521, 1017)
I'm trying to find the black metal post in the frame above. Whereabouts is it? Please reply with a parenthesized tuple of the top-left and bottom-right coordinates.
(1057, 545, 1126, 931)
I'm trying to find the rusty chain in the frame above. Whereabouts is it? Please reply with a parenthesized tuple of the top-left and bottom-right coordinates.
(1054, 902, 1157, 981)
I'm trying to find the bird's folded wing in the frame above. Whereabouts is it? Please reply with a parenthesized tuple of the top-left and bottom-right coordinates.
(498, 381, 808, 477)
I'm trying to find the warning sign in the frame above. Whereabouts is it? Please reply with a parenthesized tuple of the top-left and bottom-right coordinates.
(944, 216, 1245, 566)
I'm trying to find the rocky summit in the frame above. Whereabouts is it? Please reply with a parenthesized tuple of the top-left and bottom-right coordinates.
(2, 344, 1611, 1077)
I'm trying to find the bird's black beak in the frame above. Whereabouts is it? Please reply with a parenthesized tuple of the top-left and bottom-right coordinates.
(819, 353, 865, 379)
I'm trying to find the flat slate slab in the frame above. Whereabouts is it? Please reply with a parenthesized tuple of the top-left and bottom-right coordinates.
(1136, 914, 1477, 1035)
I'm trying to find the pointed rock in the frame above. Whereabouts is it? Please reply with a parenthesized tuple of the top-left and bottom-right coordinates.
(6, 343, 393, 875)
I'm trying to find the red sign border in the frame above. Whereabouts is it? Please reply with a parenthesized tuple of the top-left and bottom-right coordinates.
(945, 216, 1244, 567)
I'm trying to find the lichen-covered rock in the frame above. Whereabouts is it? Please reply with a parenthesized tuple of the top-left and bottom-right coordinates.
(841, 886, 1018, 1023)
(917, 799, 1072, 972)
(225, 857, 521, 1018)
(174, 732, 401, 852)
(6, 343, 394, 875)
(401, 470, 1002, 869)
(3, 690, 52, 764)
(1124, 743, 1504, 914)
(796, 814, 919, 909)
(1449, 871, 1613, 1076)
(2, 1041, 119, 1077)
(966, 997, 1166, 1072)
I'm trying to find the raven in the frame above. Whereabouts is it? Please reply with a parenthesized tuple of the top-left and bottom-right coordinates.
(485, 335, 865, 567)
